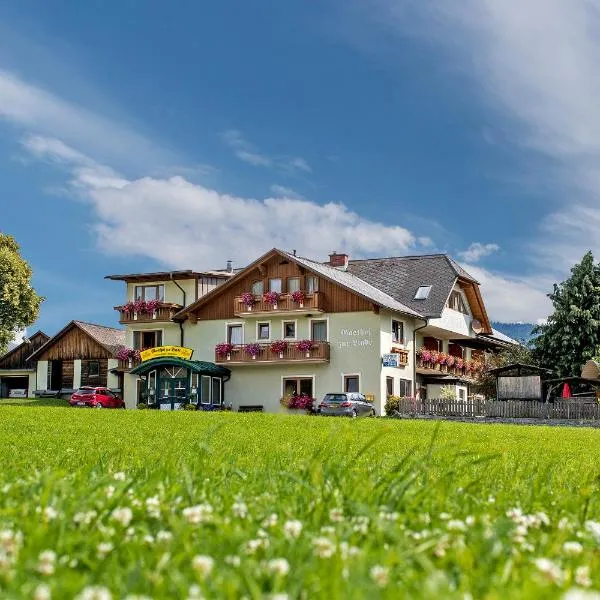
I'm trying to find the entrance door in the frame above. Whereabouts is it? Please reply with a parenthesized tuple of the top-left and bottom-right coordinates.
(49, 360, 63, 390)
(158, 366, 188, 410)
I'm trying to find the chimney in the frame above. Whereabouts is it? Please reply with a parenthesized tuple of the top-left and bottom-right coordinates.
(329, 251, 349, 270)
(226, 260, 233, 273)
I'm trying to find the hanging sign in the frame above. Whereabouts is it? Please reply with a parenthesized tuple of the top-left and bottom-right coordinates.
(382, 353, 400, 368)
(140, 346, 194, 362)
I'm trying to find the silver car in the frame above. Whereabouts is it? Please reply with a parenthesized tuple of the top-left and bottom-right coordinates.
(317, 392, 376, 417)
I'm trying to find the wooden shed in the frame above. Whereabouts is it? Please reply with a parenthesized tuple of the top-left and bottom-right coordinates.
(488, 363, 554, 401)
(27, 321, 125, 394)
(0, 332, 50, 398)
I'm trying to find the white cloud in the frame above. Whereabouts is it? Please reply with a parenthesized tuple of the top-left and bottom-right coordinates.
(269, 184, 304, 199)
(220, 129, 272, 167)
(7, 328, 26, 350)
(461, 263, 552, 322)
(459, 242, 500, 263)
(287, 157, 312, 173)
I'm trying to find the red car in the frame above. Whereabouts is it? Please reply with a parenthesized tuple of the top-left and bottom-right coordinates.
(70, 387, 125, 409)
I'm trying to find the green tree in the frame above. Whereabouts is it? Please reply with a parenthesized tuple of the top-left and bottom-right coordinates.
(533, 251, 600, 377)
(0, 233, 44, 354)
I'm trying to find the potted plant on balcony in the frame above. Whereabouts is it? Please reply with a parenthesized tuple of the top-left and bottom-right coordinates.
(263, 291, 280, 309)
(240, 292, 255, 311)
(117, 347, 140, 368)
(291, 290, 305, 308)
(133, 299, 146, 320)
(296, 339, 315, 358)
(145, 299, 160, 319)
(455, 357, 464, 373)
(245, 342, 262, 359)
(123, 301, 136, 318)
(446, 355, 456, 372)
(270, 340, 288, 359)
(215, 342, 234, 361)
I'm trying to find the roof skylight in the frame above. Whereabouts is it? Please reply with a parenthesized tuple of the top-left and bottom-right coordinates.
(414, 285, 432, 300)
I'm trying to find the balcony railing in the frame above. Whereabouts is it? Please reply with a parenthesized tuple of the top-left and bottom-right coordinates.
(215, 341, 330, 365)
(118, 357, 141, 371)
(233, 292, 324, 317)
(115, 303, 183, 324)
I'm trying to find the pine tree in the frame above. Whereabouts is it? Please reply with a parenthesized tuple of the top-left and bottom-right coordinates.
(0, 233, 44, 354)
(533, 251, 600, 377)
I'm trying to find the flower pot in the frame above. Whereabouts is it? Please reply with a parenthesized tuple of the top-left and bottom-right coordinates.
(279, 352, 284, 359)
(128, 358, 133, 368)
(226, 353, 231, 361)
(252, 355, 256, 360)
(247, 305, 252, 311)
(152, 312, 157, 319)
(133, 312, 138, 321)
(305, 351, 310, 358)
(299, 302, 304, 308)
(273, 303, 278, 310)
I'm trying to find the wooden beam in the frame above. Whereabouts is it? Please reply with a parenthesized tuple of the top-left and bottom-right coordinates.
(189, 313, 198, 325)
(372, 304, 380, 314)
(257, 263, 266, 275)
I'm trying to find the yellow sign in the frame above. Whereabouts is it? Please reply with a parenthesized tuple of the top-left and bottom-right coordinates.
(140, 346, 194, 362)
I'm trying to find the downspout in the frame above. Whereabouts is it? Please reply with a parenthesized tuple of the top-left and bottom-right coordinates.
(170, 274, 186, 347)
(413, 318, 429, 399)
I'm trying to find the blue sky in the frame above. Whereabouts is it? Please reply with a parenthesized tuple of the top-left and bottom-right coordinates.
(3, 0, 598, 337)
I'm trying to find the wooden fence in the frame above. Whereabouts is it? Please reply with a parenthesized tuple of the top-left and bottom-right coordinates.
(393, 398, 600, 420)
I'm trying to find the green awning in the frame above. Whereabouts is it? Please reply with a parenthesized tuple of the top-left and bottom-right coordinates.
(130, 357, 230, 377)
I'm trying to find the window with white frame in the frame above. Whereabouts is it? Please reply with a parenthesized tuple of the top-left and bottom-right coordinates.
(227, 324, 243, 345)
(306, 276, 319, 294)
(287, 277, 300, 293)
(257, 322, 270, 340)
(283, 321, 296, 339)
(392, 320, 404, 343)
(447, 290, 468, 314)
(344, 374, 360, 393)
(251, 280, 264, 296)
(269, 278, 282, 293)
(135, 284, 164, 302)
(311, 319, 328, 342)
(386, 377, 394, 397)
(399, 379, 412, 397)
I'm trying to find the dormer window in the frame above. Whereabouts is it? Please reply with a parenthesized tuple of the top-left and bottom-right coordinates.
(414, 285, 432, 300)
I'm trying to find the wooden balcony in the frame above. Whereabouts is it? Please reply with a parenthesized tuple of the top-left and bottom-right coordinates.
(233, 292, 325, 317)
(115, 303, 182, 324)
(117, 358, 141, 372)
(215, 341, 330, 366)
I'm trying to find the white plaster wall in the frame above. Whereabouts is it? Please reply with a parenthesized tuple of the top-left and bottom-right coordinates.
(36, 360, 48, 390)
(107, 359, 119, 389)
(427, 308, 472, 337)
(123, 373, 138, 409)
(28, 372, 37, 395)
(426, 383, 468, 400)
(73, 360, 82, 390)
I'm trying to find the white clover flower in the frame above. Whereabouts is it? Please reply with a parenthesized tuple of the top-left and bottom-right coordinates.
(339, 541, 361, 560)
(146, 496, 161, 518)
(74, 511, 97, 526)
(183, 504, 213, 524)
(75, 586, 113, 600)
(434, 540, 448, 558)
(42, 506, 58, 522)
(465, 516, 475, 527)
(111, 507, 133, 527)
(244, 538, 269, 554)
(266, 595, 289, 600)
(535, 512, 550, 527)
(37, 550, 56, 576)
(312, 537, 335, 558)
(156, 530, 173, 543)
(266, 558, 290, 576)
(558, 518, 572, 531)
(563, 541, 583, 556)
(97, 542, 113, 559)
(105, 486, 115, 499)
(420, 513, 431, 524)
(584, 520, 600, 543)
(329, 508, 344, 523)
(447, 520, 467, 533)
(575, 566, 593, 588)
(352, 516, 369, 534)
(232, 501, 248, 519)
(439, 512, 451, 521)
(123, 596, 152, 600)
(320, 526, 335, 536)
(283, 520, 303, 539)
(225, 555, 241, 567)
(0, 529, 23, 555)
(370, 565, 390, 588)
(257, 528, 269, 539)
(562, 589, 600, 600)
(534, 558, 563, 584)
(506, 508, 523, 522)
(131, 498, 142, 508)
(262, 513, 278, 528)
(379, 510, 400, 522)
(192, 555, 214, 579)
(186, 584, 204, 600)
(113, 472, 126, 481)
(33, 583, 52, 600)
(69, 558, 78, 568)
(143, 535, 155, 545)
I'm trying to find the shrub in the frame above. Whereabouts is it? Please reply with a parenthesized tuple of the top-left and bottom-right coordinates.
(439, 385, 457, 400)
(385, 395, 401, 414)
(183, 403, 196, 411)
(137, 403, 147, 410)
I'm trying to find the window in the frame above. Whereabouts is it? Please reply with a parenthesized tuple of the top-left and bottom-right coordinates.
(386, 377, 394, 397)
(283, 321, 296, 339)
(344, 374, 360, 393)
(287, 277, 300, 293)
(283, 377, 314, 398)
(135, 285, 165, 302)
(448, 290, 468, 314)
(133, 330, 162, 350)
(251, 280, 264, 296)
(212, 378, 222, 405)
(306, 276, 319, 294)
(227, 324, 243, 345)
(201, 376, 211, 405)
(257, 322, 270, 340)
(190, 373, 199, 404)
(311, 319, 328, 342)
(87, 361, 100, 378)
(458, 388, 466, 401)
(414, 285, 432, 300)
(449, 343, 464, 358)
(392, 320, 404, 343)
(269, 278, 282, 293)
(399, 379, 412, 397)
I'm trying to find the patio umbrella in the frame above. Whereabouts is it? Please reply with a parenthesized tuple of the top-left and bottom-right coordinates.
(561, 382, 571, 399)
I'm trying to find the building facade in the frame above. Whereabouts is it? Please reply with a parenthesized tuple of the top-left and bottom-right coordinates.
(0, 332, 49, 398)
(109, 249, 513, 413)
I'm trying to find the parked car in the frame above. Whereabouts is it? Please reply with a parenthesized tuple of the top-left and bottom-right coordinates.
(317, 392, 376, 417)
(70, 387, 125, 409)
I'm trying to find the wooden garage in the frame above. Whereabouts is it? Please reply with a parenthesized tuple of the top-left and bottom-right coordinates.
(0, 332, 50, 398)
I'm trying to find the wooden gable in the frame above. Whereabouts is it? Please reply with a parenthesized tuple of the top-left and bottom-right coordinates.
(0, 332, 49, 370)
(459, 279, 493, 334)
(37, 324, 113, 361)
(188, 251, 374, 321)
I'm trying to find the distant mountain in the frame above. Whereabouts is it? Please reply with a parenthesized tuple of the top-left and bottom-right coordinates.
(492, 322, 537, 343)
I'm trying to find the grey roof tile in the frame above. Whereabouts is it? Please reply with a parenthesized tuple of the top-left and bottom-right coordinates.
(73, 321, 125, 356)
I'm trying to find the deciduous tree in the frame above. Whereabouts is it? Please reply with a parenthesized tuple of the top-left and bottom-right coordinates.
(0, 233, 43, 354)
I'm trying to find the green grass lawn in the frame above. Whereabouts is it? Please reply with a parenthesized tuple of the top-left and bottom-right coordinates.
(0, 408, 598, 599)
(0, 397, 68, 407)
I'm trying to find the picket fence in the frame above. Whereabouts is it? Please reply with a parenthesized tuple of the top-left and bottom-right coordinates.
(393, 398, 600, 420)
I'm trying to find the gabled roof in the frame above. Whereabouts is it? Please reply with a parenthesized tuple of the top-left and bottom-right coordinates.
(346, 254, 478, 318)
(0, 331, 50, 368)
(175, 248, 424, 320)
(28, 321, 125, 361)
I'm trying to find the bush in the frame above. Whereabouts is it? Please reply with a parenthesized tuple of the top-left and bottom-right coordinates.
(183, 403, 196, 411)
(439, 385, 457, 400)
(137, 403, 147, 410)
(384, 395, 401, 415)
